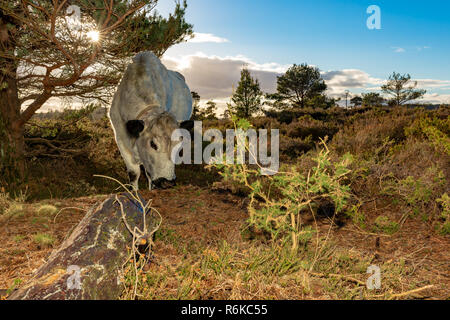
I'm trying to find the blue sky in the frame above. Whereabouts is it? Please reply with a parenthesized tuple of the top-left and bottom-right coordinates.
(156, 0, 450, 104)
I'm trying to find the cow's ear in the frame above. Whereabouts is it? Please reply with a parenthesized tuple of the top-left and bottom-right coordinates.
(126, 120, 145, 138)
(179, 120, 194, 130)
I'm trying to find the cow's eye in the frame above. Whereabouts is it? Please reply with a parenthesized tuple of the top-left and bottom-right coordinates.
(150, 140, 158, 151)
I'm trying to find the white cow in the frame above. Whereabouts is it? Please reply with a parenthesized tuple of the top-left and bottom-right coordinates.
(109, 51, 193, 190)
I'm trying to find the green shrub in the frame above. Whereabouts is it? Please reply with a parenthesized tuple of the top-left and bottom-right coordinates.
(345, 204, 366, 228)
(374, 216, 399, 234)
(436, 193, 450, 235)
(382, 167, 446, 219)
(213, 118, 352, 251)
(405, 115, 450, 155)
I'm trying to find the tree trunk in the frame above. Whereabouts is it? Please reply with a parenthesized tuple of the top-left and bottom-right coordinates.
(0, 64, 25, 191)
(7, 192, 158, 300)
(0, 14, 25, 192)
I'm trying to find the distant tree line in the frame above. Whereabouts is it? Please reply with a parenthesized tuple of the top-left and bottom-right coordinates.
(192, 64, 428, 119)
(349, 72, 426, 108)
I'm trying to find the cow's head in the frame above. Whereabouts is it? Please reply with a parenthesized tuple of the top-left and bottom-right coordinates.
(126, 109, 193, 189)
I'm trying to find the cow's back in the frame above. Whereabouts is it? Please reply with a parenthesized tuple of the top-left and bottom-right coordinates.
(110, 51, 192, 123)
(166, 70, 193, 121)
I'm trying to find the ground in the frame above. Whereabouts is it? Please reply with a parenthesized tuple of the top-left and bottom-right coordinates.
(1, 184, 448, 300)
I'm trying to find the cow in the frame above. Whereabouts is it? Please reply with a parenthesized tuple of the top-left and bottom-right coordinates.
(109, 51, 193, 190)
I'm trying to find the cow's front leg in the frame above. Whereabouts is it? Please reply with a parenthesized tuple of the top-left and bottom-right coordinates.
(128, 170, 140, 191)
(144, 169, 153, 190)
(126, 162, 141, 191)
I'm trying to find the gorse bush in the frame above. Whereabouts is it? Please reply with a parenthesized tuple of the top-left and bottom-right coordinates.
(436, 193, 450, 235)
(405, 115, 450, 155)
(213, 118, 353, 251)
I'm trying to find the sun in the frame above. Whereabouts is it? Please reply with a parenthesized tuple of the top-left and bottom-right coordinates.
(87, 30, 100, 42)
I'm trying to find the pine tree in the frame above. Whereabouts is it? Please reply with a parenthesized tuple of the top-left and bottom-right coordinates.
(362, 92, 384, 107)
(381, 72, 426, 107)
(203, 100, 218, 120)
(230, 68, 263, 118)
(350, 95, 363, 107)
(270, 63, 327, 109)
(191, 91, 201, 120)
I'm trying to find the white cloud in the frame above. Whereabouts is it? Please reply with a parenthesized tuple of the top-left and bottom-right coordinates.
(392, 47, 405, 53)
(322, 69, 383, 89)
(418, 93, 450, 104)
(161, 52, 449, 105)
(415, 79, 450, 88)
(186, 32, 230, 44)
(162, 53, 386, 101)
(162, 52, 288, 99)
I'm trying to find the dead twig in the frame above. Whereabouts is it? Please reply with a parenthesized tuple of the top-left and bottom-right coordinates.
(369, 285, 434, 299)
(310, 271, 366, 286)
(53, 207, 87, 223)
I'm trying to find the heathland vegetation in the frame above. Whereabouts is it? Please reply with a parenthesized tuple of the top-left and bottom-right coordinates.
(1, 103, 448, 299)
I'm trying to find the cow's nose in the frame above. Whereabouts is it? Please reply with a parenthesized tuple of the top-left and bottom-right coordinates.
(152, 178, 176, 189)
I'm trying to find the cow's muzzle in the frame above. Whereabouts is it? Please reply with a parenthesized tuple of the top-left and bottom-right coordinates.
(152, 178, 176, 189)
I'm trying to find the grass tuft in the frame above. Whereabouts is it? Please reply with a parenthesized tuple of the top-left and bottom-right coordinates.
(33, 233, 54, 247)
(37, 204, 58, 216)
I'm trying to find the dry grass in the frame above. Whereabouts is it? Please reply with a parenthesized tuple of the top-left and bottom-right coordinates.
(37, 204, 58, 216)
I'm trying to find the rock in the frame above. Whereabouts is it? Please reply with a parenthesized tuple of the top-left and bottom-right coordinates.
(8, 192, 157, 300)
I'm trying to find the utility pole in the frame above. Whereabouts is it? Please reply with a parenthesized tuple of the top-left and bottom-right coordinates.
(344, 90, 350, 109)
